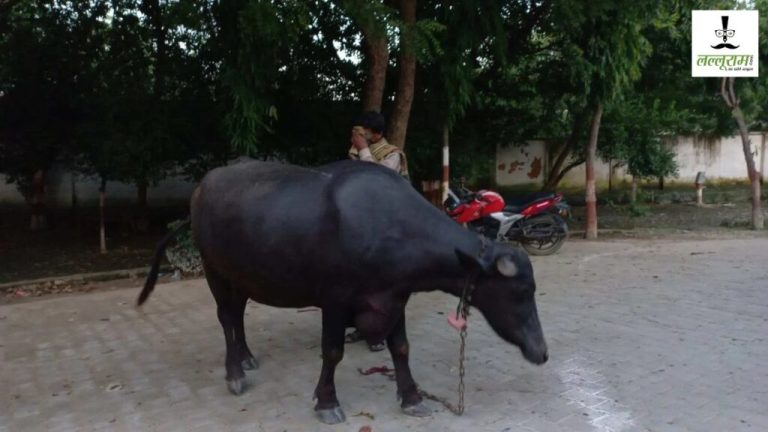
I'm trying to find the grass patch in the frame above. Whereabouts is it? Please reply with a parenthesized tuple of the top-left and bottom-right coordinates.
(629, 203, 651, 217)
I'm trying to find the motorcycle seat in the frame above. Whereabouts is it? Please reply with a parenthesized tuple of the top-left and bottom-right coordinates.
(503, 192, 556, 213)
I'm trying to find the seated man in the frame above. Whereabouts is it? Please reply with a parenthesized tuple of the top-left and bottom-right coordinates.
(348, 111, 409, 178)
(345, 111, 408, 352)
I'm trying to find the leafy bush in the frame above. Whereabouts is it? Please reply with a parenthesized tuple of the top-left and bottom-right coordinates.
(165, 220, 203, 276)
(635, 189, 652, 203)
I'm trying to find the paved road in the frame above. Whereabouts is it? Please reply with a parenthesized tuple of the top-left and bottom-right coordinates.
(1, 238, 767, 432)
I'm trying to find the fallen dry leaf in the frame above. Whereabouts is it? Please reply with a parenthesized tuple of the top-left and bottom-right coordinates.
(352, 411, 375, 421)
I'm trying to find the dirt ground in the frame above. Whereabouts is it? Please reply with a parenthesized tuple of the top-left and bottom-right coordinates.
(1, 193, 765, 287)
(570, 200, 767, 232)
(0, 206, 186, 284)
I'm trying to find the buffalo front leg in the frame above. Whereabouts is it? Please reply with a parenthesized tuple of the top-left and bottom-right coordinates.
(388, 313, 431, 417)
(313, 307, 347, 424)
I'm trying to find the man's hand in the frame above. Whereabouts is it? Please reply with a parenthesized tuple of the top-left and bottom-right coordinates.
(351, 132, 369, 151)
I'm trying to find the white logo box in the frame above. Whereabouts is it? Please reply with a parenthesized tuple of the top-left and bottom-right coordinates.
(691, 10, 759, 77)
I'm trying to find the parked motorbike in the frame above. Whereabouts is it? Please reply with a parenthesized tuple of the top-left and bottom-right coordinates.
(444, 181, 569, 255)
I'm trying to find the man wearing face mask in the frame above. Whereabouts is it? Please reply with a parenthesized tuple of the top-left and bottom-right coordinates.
(348, 111, 409, 178)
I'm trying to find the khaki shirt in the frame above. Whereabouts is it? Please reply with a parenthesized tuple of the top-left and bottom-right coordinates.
(349, 138, 408, 177)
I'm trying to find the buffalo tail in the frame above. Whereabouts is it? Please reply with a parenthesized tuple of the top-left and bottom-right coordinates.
(137, 219, 191, 306)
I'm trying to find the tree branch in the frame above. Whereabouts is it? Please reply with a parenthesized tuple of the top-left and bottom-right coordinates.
(543, 113, 584, 190)
(720, 77, 732, 108)
(551, 158, 585, 186)
(728, 76, 739, 107)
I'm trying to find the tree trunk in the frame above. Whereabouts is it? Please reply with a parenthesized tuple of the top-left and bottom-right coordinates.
(99, 178, 107, 254)
(631, 176, 638, 204)
(584, 102, 604, 239)
(658, 176, 664, 191)
(71, 172, 82, 233)
(361, 36, 389, 112)
(135, 182, 150, 233)
(733, 107, 764, 229)
(138, 183, 148, 209)
(70, 172, 78, 209)
(29, 169, 48, 231)
(386, 0, 417, 151)
(608, 159, 613, 193)
(722, 77, 763, 229)
(761, 133, 766, 186)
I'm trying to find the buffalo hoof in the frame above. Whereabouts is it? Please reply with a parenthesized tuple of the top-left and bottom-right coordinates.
(241, 356, 259, 371)
(402, 401, 432, 417)
(368, 342, 386, 352)
(315, 406, 346, 424)
(227, 377, 247, 395)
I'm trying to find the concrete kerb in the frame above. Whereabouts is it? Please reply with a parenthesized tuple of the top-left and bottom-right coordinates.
(0, 266, 173, 291)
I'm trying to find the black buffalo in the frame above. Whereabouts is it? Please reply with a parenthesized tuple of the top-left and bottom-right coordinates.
(138, 160, 548, 424)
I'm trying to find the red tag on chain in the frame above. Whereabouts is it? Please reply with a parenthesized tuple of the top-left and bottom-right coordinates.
(447, 312, 466, 331)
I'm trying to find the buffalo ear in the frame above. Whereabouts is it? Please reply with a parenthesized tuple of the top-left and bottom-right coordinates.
(455, 248, 491, 274)
(495, 255, 518, 277)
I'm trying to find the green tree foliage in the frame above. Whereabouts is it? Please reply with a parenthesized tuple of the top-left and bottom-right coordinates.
(600, 96, 679, 179)
(74, 1, 222, 193)
(729, 0, 768, 131)
(216, 1, 310, 155)
(406, 0, 535, 185)
(1, 0, 766, 203)
(0, 1, 100, 196)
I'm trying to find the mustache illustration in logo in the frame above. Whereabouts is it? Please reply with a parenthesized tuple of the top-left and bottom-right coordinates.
(711, 43, 740, 49)
(711, 16, 739, 49)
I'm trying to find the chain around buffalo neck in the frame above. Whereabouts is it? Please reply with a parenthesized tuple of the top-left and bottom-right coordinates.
(420, 236, 486, 415)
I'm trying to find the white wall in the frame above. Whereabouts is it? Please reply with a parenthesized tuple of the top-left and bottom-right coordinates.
(494, 141, 548, 186)
(496, 133, 767, 188)
(672, 133, 765, 183)
(0, 166, 196, 206)
(558, 157, 631, 188)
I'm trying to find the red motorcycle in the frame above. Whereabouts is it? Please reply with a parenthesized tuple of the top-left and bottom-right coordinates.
(444, 182, 569, 255)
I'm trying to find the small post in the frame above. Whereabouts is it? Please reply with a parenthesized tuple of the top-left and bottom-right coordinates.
(442, 125, 450, 204)
(695, 171, 706, 206)
(99, 177, 108, 254)
(422, 180, 442, 207)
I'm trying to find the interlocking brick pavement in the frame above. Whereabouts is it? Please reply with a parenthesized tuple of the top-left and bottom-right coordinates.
(1, 238, 767, 431)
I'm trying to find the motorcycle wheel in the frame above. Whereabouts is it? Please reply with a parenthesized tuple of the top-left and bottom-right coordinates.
(517, 214, 568, 256)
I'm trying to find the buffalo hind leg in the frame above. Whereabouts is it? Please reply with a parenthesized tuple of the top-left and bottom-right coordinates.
(206, 267, 249, 395)
(388, 313, 431, 417)
(313, 307, 347, 424)
(232, 292, 258, 371)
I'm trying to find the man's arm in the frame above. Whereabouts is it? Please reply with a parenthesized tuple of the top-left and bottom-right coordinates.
(358, 148, 401, 172)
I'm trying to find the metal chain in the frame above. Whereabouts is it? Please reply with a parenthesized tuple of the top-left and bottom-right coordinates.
(458, 282, 473, 414)
(419, 237, 485, 415)
(418, 280, 474, 416)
